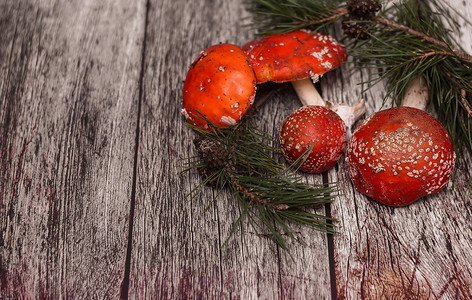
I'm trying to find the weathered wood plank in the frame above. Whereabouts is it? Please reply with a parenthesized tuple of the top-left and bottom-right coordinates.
(218, 89, 334, 299)
(2, 0, 471, 298)
(128, 0, 333, 298)
(258, 91, 335, 299)
(0, 0, 145, 297)
(129, 0, 277, 297)
(325, 0, 472, 298)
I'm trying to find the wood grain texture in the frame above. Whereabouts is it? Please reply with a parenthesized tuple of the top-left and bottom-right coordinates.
(129, 0, 282, 298)
(128, 0, 334, 298)
(0, 0, 145, 297)
(259, 92, 335, 299)
(1, 0, 471, 298)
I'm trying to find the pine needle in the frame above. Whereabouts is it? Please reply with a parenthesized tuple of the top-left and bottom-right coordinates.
(181, 113, 339, 251)
(248, 0, 472, 156)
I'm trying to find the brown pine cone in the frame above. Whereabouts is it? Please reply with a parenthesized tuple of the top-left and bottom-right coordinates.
(342, 17, 370, 40)
(194, 136, 229, 169)
(347, 0, 381, 18)
(197, 166, 219, 186)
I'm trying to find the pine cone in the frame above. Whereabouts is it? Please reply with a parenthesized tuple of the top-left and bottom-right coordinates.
(347, 0, 381, 18)
(194, 136, 229, 169)
(197, 166, 219, 186)
(342, 16, 370, 40)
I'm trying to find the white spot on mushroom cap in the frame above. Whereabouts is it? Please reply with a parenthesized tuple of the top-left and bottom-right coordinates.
(220, 116, 237, 126)
(310, 46, 331, 61)
(279, 106, 346, 173)
(321, 61, 333, 70)
(248, 92, 256, 105)
(309, 71, 320, 83)
(346, 108, 455, 205)
(181, 108, 190, 119)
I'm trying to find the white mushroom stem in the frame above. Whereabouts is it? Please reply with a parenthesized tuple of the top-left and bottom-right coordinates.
(327, 99, 366, 131)
(401, 76, 429, 110)
(290, 77, 366, 131)
(291, 78, 326, 106)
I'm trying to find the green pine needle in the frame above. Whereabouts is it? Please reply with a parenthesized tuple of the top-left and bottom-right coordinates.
(351, 0, 472, 154)
(249, 0, 472, 156)
(249, 0, 346, 34)
(181, 113, 339, 251)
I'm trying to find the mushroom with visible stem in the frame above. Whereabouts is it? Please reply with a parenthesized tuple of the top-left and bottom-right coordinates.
(291, 74, 366, 133)
(242, 30, 366, 131)
(345, 75, 455, 207)
(182, 43, 257, 130)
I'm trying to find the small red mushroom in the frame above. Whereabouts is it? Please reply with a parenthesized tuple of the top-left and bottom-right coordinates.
(182, 43, 256, 129)
(345, 78, 455, 206)
(280, 106, 347, 173)
(242, 30, 365, 130)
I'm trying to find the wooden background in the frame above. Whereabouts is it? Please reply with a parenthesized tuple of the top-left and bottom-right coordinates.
(1, 0, 471, 298)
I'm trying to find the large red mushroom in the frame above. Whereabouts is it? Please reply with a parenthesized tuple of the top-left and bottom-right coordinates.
(243, 30, 363, 173)
(345, 77, 455, 206)
(182, 43, 256, 129)
(242, 30, 365, 130)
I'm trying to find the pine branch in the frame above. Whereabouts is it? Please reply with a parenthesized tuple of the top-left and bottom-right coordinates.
(363, 0, 472, 154)
(370, 15, 472, 62)
(225, 160, 290, 211)
(249, 0, 472, 155)
(182, 113, 339, 251)
(295, 8, 349, 27)
(460, 89, 472, 119)
(249, 0, 346, 34)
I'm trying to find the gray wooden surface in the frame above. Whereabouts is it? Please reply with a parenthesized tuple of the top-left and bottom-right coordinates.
(1, 0, 471, 299)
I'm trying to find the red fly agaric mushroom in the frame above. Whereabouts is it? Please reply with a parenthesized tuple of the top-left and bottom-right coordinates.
(345, 77, 455, 206)
(280, 106, 347, 173)
(242, 30, 365, 130)
(182, 43, 256, 129)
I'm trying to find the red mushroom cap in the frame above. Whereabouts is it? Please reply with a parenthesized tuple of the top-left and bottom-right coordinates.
(346, 106, 455, 207)
(242, 30, 347, 84)
(182, 44, 256, 129)
(280, 106, 347, 173)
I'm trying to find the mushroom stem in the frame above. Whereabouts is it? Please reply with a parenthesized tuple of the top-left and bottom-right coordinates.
(401, 76, 429, 110)
(327, 98, 366, 131)
(291, 78, 366, 132)
(291, 78, 326, 106)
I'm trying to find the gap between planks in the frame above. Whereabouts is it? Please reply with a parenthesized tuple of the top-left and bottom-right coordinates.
(120, 0, 151, 298)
